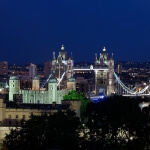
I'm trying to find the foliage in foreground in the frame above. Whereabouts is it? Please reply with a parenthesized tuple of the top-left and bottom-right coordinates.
(3, 96, 150, 150)
(84, 96, 150, 150)
(4, 110, 82, 150)
(63, 90, 90, 115)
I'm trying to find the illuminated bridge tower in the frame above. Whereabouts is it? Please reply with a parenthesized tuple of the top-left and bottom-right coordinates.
(51, 45, 74, 89)
(94, 47, 114, 96)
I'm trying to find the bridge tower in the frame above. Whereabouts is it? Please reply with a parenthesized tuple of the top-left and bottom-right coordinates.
(94, 47, 114, 96)
(51, 45, 74, 89)
(32, 75, 40, 90)
(107, 54, 114, 95)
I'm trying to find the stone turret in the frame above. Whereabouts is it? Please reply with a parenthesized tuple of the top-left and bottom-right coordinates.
(9, 76, 20, 101)
(32, 75, 40, 90)
(67, 77, 76, 90)
(48, 78, 57, 103)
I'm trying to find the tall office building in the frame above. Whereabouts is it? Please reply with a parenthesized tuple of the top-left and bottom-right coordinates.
(44, 61, 51, 78)
(0, 61, 8, 76)
(29, 63, 37, 77)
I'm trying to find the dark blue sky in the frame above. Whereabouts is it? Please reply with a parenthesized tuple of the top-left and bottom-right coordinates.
(0, 0, 150, 64)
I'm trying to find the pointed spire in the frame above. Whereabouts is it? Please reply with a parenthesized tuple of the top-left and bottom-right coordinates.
(66, 52, 67, 59)
(99, 53, 101, 59)
(111, 53, 114, 59)
(95, 53, 97, 60)
(53, 51, 56, 60)
(71, 52, 73, 60)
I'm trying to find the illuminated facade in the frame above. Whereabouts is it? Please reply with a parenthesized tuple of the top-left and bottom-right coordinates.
(74, 47, 114, 96)
(94, 47, 114, 95)
(9, 75, 76, 104)
(51, 45, 74, 89)
(8, 45, 76, 104)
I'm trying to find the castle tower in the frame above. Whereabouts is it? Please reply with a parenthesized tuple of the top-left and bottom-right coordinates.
(9, 76, 20, 101)
(48, 78, 57, 103)
(67, 77, 76, 90)
(32, 75, 40, 90)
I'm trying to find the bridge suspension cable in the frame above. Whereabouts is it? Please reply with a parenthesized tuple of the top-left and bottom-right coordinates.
(57, 71, 66, 86)
(114, 72, 149, 96)
(40, 73, 52, 88)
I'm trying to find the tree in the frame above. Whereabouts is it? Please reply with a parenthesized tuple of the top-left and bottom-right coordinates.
(63, 90, 90, 115)
(84, 95, 150, 150)
(4, 110, 82, 150)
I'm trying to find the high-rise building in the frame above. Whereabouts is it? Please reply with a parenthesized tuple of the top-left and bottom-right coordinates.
(29, 63, 37, 77)
(117, 64, 122, 74)
(0, 61, 8, 76)
(44, 61, 51, 78)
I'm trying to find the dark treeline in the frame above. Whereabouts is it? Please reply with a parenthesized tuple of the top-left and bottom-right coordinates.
(3, 96, 150, 150)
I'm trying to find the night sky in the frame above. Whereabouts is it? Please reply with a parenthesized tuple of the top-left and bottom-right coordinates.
(0, 0, 150, 64)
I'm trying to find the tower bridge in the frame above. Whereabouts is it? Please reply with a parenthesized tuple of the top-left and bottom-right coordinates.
(45, 45, 150, 97)
(49, 46, 114, 96)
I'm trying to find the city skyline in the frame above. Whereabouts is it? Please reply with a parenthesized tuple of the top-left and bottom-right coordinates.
(0, 0, 150, 64)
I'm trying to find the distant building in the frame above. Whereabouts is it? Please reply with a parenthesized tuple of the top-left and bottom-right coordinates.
(0, 61, 8, 76)
(0, 98, 81, 148)
(117, 64, 122, 74)
(44, 61, 51, 78)
(29, 63, 37, 77)
(0, 98, 81, 127)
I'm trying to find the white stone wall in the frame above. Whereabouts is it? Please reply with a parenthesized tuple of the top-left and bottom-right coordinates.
(9, 77, 69, 104)
(9, 79, 20, 101)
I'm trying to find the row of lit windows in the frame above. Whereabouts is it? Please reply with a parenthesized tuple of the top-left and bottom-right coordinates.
(76, 71, 92, 74)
